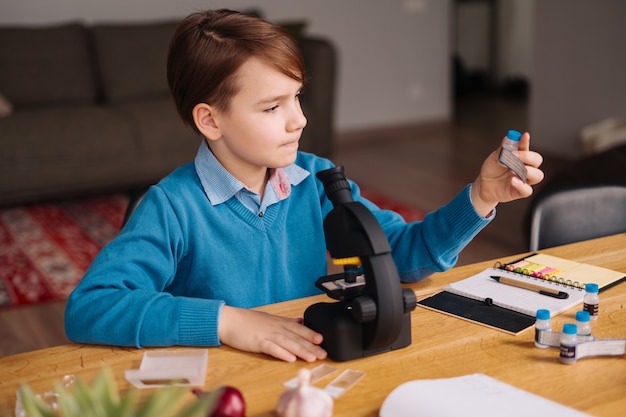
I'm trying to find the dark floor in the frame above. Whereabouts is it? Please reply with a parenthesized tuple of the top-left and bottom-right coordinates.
(0, 92, 568, 357)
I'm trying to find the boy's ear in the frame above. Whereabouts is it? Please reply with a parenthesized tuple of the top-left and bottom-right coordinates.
(192, 103, 222, 141)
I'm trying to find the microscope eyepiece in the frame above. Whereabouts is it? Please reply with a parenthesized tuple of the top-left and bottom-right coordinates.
(316, 166, 353, 206)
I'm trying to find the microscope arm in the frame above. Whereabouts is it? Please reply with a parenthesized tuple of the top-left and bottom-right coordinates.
(329, 203, 405, 350)
(305, 165, 415, 361)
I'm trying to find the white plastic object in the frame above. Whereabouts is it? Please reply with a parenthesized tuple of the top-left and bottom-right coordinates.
(125, 349, 208, 388)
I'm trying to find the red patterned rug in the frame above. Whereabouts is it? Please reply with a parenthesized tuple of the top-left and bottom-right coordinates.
(0, 194, 129, 309)
(0, 188, 424, 309)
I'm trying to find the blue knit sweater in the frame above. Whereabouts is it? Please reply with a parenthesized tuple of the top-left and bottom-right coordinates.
(65, 150, 491, 348)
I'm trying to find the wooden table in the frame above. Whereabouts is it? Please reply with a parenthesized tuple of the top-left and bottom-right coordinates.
(1, 233, 625, 416)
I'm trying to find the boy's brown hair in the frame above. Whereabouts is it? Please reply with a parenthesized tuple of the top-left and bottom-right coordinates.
(167, 9, 306, 134)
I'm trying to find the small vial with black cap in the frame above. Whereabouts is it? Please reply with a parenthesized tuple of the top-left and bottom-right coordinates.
(583, 283, 599, 320)
(534, 309, 552, 348)
(559, 323, 578, 364)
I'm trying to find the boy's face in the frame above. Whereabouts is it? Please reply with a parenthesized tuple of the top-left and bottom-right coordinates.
(207, 57, 307, 178)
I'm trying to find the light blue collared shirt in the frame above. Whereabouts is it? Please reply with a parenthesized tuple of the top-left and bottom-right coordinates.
(194, 141, 309, 217)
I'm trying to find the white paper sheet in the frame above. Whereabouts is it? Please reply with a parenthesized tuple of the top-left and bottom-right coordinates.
(380, 374, 590, 417)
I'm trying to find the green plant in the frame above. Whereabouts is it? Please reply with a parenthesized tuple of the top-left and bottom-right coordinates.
(8, 368, 216, 417)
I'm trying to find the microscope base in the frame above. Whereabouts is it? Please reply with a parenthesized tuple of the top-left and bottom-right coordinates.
(304, 301, 412, 362)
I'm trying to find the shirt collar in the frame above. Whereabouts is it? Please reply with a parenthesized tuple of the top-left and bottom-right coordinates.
(194, 140, 309, 206)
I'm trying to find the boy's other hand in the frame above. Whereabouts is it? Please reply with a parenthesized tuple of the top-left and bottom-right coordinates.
(218, 305, 327, 362)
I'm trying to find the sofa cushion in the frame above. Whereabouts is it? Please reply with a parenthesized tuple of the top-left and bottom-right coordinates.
(92, 21, 178, 104)
(0, 23, 96, 107)
(0, 105, 137, 162)
(117, 100, 199, 150)
(0, 105, 139, 203)
(115, 100, 201, 173)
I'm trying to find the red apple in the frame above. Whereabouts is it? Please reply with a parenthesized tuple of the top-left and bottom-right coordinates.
(193, 386, 246, 417)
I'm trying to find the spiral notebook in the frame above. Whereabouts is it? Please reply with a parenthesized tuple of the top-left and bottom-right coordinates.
(495, 253, 626, 292)
(418, 254, 626, 335)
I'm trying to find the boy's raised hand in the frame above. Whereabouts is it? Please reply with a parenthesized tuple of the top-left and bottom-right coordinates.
(470, 132, 544, 217)
(218, 305, 327, 362)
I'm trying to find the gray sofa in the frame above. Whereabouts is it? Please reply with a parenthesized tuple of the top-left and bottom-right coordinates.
(0, 18, 335, 206)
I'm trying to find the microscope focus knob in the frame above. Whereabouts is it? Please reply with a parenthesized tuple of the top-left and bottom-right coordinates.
(349, 296, 377, 323)
(403, 288, 417, 313)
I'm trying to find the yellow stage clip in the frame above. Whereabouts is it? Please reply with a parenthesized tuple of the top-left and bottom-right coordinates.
(332, 256, 361, 266)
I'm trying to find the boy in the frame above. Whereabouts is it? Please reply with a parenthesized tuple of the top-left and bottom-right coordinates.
(65, 9, 544, 362)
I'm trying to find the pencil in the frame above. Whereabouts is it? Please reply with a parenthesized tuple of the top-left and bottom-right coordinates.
(490, 276, 569, 299)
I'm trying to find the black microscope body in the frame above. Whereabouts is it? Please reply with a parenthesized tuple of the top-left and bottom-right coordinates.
(303, 166, 417, 361)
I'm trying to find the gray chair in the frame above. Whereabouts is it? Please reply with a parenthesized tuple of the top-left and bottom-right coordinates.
(529, 184, 626, 251)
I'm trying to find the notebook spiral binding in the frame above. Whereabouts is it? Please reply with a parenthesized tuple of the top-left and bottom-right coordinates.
(494, 261, 586, 291)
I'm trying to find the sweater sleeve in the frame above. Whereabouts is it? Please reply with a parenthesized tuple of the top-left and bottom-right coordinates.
(355, 183, 493, 282)
(64, 186, 224, 348)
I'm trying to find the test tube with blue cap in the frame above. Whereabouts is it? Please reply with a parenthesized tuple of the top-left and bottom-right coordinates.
(502, 129, 522, 152)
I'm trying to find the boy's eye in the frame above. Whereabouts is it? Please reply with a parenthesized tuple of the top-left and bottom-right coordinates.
(264, 104, 279, 113)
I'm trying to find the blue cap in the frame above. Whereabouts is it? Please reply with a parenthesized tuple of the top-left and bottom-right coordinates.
(563, 323, 577, 335)
(585, 283, 599, 293)
(536, 309, 550, 320)
(506, 130, 522, 142)
(575, 310, 590, 322)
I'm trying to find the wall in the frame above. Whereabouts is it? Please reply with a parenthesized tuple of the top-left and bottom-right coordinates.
(0, 0, 452, 133)
(530, 0, 626, 159)
(496, 0, 533, 83)
(454, 0, 533, 85)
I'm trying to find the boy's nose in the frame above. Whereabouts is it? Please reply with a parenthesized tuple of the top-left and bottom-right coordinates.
(287, 104, 307, 132)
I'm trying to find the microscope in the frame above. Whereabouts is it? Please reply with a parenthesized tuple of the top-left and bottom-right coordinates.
(304, 166, 417, 361)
